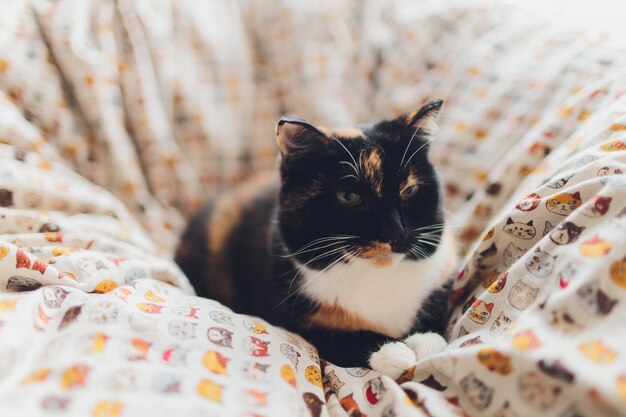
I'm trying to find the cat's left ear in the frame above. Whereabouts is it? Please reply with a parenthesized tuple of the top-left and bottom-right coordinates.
(398, 99, 443, 135)
(276, 116, 329, 161)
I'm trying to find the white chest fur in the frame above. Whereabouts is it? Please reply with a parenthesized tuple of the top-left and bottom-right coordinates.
(301, 230, 455, 338)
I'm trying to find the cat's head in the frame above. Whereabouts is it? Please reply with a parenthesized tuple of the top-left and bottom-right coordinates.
(276, 101, 445, 269)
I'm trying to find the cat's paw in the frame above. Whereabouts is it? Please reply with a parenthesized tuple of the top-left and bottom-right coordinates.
(404, 332, 447, 360)
(369, 342, 416, 379)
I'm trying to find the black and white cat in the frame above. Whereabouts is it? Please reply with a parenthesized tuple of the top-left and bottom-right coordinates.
(177, 100, 457, 378)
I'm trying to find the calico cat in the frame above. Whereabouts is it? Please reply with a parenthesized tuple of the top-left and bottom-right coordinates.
(176, 101, 457, 376)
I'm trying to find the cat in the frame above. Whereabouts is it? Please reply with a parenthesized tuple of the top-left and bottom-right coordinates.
(577, 282, 618, 316)
(508, 279, 539, 310)
(550, 308, 583, 334)
(525, 247, 557, 278)
(460, 373, 494, 410)
(477, 347, 512, 375)
(546, 191, 582, 216)
(502, 217, 536, 240)
(518, 371, 561, 410)
(503, 243, 527, 267)
(468, 300, 494, 324)
(490, 312, 512, 336)
(580, 195, 612, 217)
(549, 222, 585, 245)
(176, 101, 457, 376)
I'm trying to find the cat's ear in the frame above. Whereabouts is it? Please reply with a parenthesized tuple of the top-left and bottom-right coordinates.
(398, 99, 443, 135)
(506, 217, 514, 225)
(276, 116, 329, 160)
(571, 191, 581, 200)
(526, 220, 534, 226)
(485, 303, 494, 312)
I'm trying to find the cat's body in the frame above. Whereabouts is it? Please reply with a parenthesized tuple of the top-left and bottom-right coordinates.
(176, 101, 457, 373)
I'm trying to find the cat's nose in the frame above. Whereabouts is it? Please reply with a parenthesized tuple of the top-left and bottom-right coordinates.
(380, 208, 406, 243)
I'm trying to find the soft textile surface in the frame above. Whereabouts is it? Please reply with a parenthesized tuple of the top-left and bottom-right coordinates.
(0, 0, 626, 416)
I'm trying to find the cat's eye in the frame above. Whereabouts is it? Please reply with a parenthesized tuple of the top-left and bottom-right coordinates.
(336, 191, 362, 207)
(568, 200, 578, 205)
(400, 185, 418, 201)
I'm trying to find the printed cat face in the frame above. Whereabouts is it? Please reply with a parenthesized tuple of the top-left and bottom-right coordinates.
(460, 373, 493, 410)
(242, 361, 270, 383)
(168, 319, 197, 339)
(244, 336, 270, 357)
(546, 191, 582, 216)
(577, 282, 618, 316)
(503, 243, 526, 267)
(546, 174, 574, 189)
(277, 100, 445, 268)
(597, 166, 623, 177)
(503, 217, 536, 240)
(579, 235, 612, 257)
(580, 195, 612, 217)
(549, 222, 585, 245)
(518, 371, 561, 410)
(557, 262, 577, 288)
(525, 247, 557, 278)
(515, 193, 541, 211)
(468, 300, 494, 324)
(490, 312, 512, 336)
(542, 221, 554, 237)
(207, 327, 233, 348)
(280, 343, 302, 369)
(550, 308, 583, 333)
(487, 273, 507, 294)
(477, 347, 512, 375)
(473, 243, 497, 270)
(508, 279, 539, 310)
(610, 257, 626, 289)
(42, 286, 70, 309)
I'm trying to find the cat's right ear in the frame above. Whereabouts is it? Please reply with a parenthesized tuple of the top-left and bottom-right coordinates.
(276, 116, 329, 161)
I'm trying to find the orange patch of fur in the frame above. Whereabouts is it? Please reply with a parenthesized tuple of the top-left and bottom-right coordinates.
(359, 242, 393, 267)
(361, 149, 383, 197)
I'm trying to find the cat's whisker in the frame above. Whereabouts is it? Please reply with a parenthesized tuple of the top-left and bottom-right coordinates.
(277, 245, 352, 308)
(417, 239, 439, 248)
(292, 249, 354, 305)
(282, 237, 357, 258)
(285, 235, 358, 257)
(398, 118, 428, 173)
(402, 136, 435, 172)
(333, 138, 360, 177)
(339, 160, 360, 177)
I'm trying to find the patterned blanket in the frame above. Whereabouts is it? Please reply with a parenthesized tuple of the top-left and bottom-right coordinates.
(0, 1, 625, 416)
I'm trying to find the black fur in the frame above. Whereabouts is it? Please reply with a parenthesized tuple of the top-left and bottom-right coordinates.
(177, 100, 454, 367)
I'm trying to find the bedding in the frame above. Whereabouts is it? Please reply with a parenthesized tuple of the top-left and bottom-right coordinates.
(0, 0, 625, 416)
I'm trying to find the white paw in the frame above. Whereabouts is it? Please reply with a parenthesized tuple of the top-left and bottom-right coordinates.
(404, 332, 447, 360)
(369, 342, 416, 379)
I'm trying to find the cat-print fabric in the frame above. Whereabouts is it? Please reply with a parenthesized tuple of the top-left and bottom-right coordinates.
(1, 0, 626, 416)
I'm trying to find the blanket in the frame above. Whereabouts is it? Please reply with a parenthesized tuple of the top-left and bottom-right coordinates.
(0, 1, 625, 416)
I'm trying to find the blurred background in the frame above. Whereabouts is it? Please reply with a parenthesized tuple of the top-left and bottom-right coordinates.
(1, 0, 625, 252)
